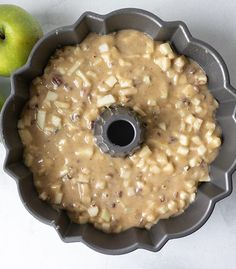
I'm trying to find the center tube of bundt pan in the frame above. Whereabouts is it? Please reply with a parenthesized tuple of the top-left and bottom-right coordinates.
(93, 106, 145, 157)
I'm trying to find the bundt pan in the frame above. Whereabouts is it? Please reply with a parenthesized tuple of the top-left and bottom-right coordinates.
(1, 8, 236, 255)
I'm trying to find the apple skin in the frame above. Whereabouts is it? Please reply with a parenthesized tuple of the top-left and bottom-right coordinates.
(0, 4, 43, 76)
(0, 93, 5, 110)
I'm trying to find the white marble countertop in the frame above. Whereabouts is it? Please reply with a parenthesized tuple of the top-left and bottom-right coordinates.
(1, 0, 236, 268)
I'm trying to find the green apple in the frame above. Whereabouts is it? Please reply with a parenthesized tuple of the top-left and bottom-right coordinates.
(0, 93, 5, 110)
(0, 4, 43, 76)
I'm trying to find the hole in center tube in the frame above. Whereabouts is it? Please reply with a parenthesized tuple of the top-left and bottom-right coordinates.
(107, 120, 135, 146)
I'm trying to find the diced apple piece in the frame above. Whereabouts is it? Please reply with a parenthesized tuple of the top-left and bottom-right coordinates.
(105, 75, 117, 88)
(77, 174, 90, 183)
(207, 136, 221, 148)
(199, 175, 211, 182)
(182, 85, 196, 98)
(189, 157, 201, 167)
(133, 106, 146, 116)
(39, 192, 48, 201)
(195, 106, 203, 113)
(179, 134, 189, 146)
(24, 153, 33, 167)
(197, 145, 207, 155)
(167, 200, 178, 211)
(118, 59, 132, 66)
(97, 94, 116, 107)
(51, 115, 61, 128)
(100, 53, 112, 68)
(68, 60, 82, 76)
(127, 187, 135, 197)
(158, 122, 166, 131)
(76, 70, 91, 87)
(95, 180, 107, 190)
(45, 91, 58, 101)
(54, 192, 63, 204)
(193, 118, 203, 131)
(185, 114, 195, 125)
(118, 78, 133, 88)
(158, 205, 168, 214)
(54, 101, 70, 109)
(88, 206, 99, 217)
(147, 99, 157, 106)
(179, 191, 189, 200)
(37, 110, 46, 130)
(177, 146, 189, 156)
(205, 121, 216, 131)
(150, 165, 160, 174)
(98, 84, 110, 92)
(174, 56, 186, 72)
(163, 163, 174, 173)
(92, 57, 102, 66)
(160, 86, 168, 99)
(17, 120, 24, 129)
(75, 146, 94, 159)
(98, 43, 109, 53)
(100, 209, 110, 222)
(195, 72, 207, 85)
(120, 168, 131, 179)
(159, 42, 175, 59)
(119, 87, 137, 96)
(191, 136, 202, 145)
(86, 70, 97, 78)
(139, 145, 152, 158)
(145, 39, 154, 54)
(143, 75, 151, 85)
(192, 97, 201, 106)
(154, 56, 171, 72)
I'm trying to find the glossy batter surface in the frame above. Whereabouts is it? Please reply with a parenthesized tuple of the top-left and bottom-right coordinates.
(18, 30, 221, 233)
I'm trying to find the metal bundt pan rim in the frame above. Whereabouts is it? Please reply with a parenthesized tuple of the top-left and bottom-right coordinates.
(1, 8, 236, 255)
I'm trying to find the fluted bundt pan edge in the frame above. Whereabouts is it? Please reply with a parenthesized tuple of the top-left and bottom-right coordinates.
(1, 8, 236, 255)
